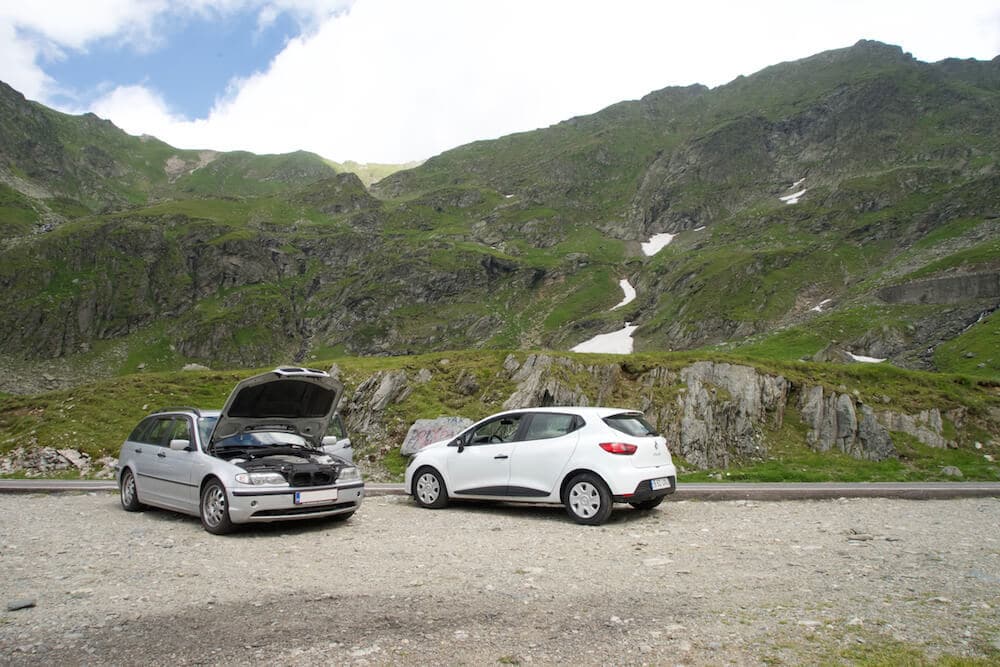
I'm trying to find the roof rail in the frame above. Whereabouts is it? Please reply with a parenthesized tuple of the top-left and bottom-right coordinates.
(153, 406, 203, 417)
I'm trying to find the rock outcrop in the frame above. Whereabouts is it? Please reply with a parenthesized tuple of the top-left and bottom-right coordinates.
(0, 447, 117, 479)
(676, 362, 788, 468)
(877, 409, 953, 448)
(797, 386, 896, 460)
(486, 356, 975, 469)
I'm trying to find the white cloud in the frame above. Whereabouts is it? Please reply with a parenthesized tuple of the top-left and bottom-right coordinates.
(3, 0, 1000, 163)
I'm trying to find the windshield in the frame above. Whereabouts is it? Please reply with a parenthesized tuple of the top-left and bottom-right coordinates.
(197, 416, 218, 447)
(213, 431, 310, 449)
(603, 413, 658, 437)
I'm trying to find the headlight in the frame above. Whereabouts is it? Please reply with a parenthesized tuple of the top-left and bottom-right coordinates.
(235, 472, 287, 486)
(338, 466, 361, 483)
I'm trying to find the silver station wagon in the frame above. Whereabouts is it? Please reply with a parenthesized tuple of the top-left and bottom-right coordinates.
(117, 367, 364, 534)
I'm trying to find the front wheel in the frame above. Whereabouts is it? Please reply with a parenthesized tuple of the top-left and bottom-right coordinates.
(119, 468, 145, 512)
(628, 496, 665, 511)
(200, 479, 235, 535)
(564, 473, 613, 525)
(413, 467, 449, 509)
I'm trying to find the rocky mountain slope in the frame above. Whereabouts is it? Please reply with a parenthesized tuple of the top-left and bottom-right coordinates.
(1, 40, 998, 393)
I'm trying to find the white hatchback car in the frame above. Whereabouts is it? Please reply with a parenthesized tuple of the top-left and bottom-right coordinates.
(404, 407, 676, 525)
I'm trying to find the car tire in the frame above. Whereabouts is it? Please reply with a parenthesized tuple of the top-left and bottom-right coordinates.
(628, 496, 665, 511)
(564, 473, 613, 525)
(413, 467, 449, 509)
(119, 468, 145, 512)
(200, 478, 235, 535)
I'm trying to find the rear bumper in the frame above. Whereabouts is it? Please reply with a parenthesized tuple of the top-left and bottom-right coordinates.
(613, 475, 677, 503)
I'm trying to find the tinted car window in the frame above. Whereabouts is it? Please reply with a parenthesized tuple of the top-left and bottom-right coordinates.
(603, 413, 658, 437)
(167, 418, 192, 443)
(469, 415, 524, 444)
(328, 414, 347, 439)
(128, 417, 157, 442)
(141, 417, 177, 447)
(524, 413, 579, 440)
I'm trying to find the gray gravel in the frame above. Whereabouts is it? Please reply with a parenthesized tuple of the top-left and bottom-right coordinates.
(1, 493, 999, 665)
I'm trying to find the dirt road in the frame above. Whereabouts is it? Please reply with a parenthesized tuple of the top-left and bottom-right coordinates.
(2, 493, 999, 665)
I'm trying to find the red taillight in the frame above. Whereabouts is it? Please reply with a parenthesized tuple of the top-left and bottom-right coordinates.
(599, 442, 637, 455)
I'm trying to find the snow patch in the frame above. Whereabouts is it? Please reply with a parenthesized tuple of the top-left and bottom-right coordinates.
(810, 298, 832, 313)
(611, 279, 637, 310)
(504, 194, 515, 198)
(641, 233, 675, 256)
(791, 177, 806, 189)
(571, 323, 638, 354)
(779, 188, 807, 205)
(693, 226, 706, 232)
(848, 352, 886, 364)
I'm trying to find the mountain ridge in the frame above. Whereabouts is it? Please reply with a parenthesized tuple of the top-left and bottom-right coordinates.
(1, 39, 998, 394)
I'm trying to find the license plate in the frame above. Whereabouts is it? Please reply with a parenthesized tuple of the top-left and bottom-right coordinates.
(650, 477, 672, 491)
(294, 489, 338, 505)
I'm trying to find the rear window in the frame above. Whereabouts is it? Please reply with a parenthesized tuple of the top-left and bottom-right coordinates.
(603, 413, 658, 437)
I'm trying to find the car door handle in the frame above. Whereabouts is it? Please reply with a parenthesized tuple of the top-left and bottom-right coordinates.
(134, 448, 143, 453)
(494, 455, 509, 460)
(157, 452, 166, 458)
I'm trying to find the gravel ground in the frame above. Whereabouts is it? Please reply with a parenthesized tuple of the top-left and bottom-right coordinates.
(1, 492, 999, 665)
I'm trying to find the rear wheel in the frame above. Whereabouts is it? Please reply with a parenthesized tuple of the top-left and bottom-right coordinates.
(413, 467, 448, 509)
(119, 468, 145, 512)
(200, 479, 235, 535)
(628, 496, 665, 511)
(564, 473, 613, 525)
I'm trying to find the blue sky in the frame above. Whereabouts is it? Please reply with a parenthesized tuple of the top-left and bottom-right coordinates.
(43, 9, 300, 119)
(1, 1, 999, 163)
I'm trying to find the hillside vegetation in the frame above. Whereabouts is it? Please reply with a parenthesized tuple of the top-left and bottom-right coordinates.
(0, 40, 997, 401)
(1, 351, 998, 482)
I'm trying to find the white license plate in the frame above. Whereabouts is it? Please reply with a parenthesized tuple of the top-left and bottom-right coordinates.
(294, 489, 338, 505)
(650, 477, 672, 491)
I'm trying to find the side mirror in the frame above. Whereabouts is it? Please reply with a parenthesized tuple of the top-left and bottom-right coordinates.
(448, 436, 465, 453)
(169, 438, 191, 451)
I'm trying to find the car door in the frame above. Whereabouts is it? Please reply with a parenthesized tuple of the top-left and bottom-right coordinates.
(133, 416, 177, 504)
(446, 414, 525, 496)
(507, 412, 582, 498)
(153, 417, 202, 513)
(122, 416, 159, 503)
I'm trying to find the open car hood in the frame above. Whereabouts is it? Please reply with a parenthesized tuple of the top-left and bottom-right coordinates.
(209, 367, 344, 449)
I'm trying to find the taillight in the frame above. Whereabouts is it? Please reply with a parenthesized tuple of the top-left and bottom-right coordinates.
(599, 442, 637, 455)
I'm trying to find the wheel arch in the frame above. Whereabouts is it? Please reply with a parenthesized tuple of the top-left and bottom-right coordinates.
(410, 464, 444, 496)
(199, 474, 225, 495)
(559, 468, 607, 502)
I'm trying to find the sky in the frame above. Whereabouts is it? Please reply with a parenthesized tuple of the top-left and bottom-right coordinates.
(2, 1, 999, 164)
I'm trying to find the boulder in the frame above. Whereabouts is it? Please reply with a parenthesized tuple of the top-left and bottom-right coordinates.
(401, 417, 474, 456)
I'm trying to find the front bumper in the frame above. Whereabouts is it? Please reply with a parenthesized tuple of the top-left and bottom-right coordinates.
(228, 482, 364, 523)
(612, 475, 677, 503)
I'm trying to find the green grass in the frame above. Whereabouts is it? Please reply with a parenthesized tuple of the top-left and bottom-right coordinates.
(934, 311, 1000, 378)
(778, 624, 1000, 666)
(903, 238, 1000, 281)
(2, 351, 997, 482)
